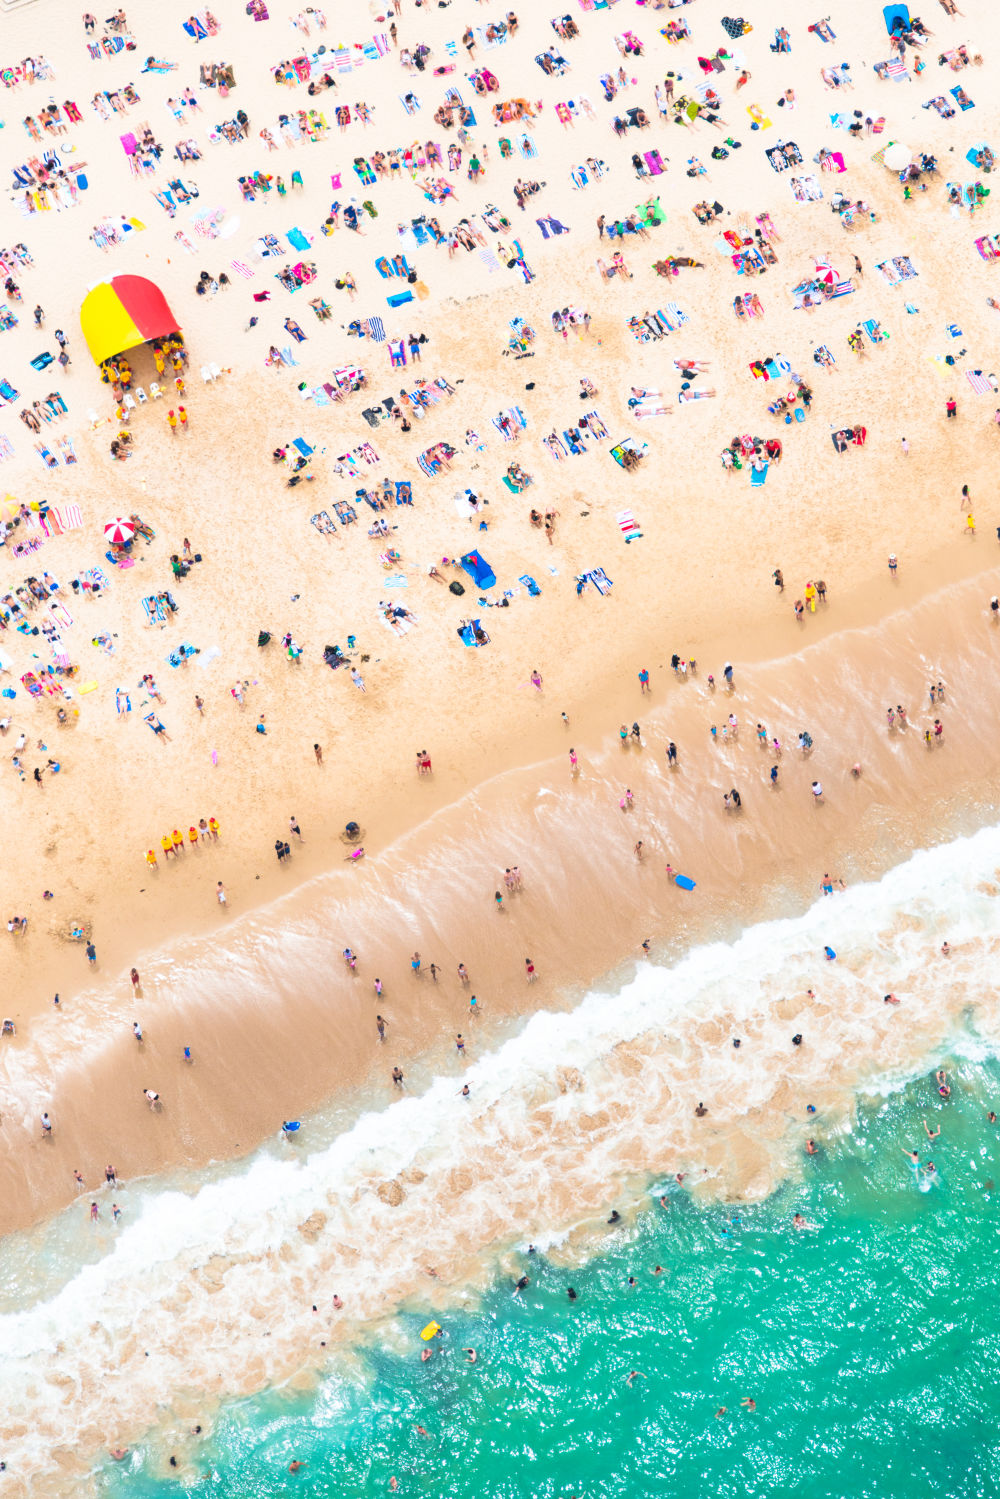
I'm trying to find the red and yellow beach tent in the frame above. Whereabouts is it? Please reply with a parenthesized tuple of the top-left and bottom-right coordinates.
(79, 275, 180, 365)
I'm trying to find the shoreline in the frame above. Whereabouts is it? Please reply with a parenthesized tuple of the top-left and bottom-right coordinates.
(8, 819, 1000, 1494)
(5, 559, 1000, 1235)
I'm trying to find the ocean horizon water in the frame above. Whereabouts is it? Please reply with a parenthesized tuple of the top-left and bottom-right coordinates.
(6, 822, 1000, 1493)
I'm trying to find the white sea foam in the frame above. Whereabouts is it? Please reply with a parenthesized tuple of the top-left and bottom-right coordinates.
(4, 823, 1000, 1490)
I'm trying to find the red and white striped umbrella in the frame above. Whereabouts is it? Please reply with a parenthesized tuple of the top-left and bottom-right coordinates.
(104, 517, 134, 545)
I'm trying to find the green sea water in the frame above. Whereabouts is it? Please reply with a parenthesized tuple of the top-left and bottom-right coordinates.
(103, 1054, 1000, 1499)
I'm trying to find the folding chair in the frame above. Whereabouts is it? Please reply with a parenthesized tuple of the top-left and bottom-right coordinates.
(149, 382, 163, 399)
(135, 387, 148, 404)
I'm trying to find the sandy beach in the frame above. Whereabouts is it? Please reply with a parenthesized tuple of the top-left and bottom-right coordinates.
(2, 0, 1000, 1479)
(2, 0, 1000, 1201)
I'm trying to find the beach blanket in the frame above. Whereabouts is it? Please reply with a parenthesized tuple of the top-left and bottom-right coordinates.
(966, 370, 998, 394)
(617, 509, 643, 541)
(142, 595, 167, 625)
(750, 463, 769, 486)
(581, 567, 613, 596)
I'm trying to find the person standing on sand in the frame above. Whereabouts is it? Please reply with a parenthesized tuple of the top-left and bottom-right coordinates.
(216, 881, 227, 905)
(314, 743, 323, 763)
(376, 1015, 386, 1040)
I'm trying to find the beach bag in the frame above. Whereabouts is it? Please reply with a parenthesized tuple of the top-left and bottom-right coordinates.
(449, 580, 465, 595)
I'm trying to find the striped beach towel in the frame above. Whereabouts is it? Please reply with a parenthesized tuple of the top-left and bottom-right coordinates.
(367, 315, 386, 342)
(660, 302, 689, 330)
(966, 370, 996, 395)
(230, 259, 255, 278)
(0, 432, 12, 461)
(886, 59, 908, 80)
(479, 248, 501, 273)
(57, 503, 83, 531)
(617, 509, 643, 541)
(334, 47, 352, 73)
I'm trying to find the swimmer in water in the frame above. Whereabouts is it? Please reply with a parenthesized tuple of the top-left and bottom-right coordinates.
(288, 1460, 306, 1473)
(625, 1370, 647, 1385)
(659, 1195, 669, 1209)
(414, 1425, 430, 1438)
(902, 1148, 920, 1165)
(924, 1120, 941, 1140)
(805, 1139, 818, 1155)
(936, 1069, 951, 1097)
(652, 1265, 664, 1276)
(421, 1349, 433, 1362)
(884, 993, 900, 1005)
(941, 941, 951, 957)
(740, 1397, 757, 1412)
(792, 1212, 816, 1230)
(924, 1161, 937, 1176)
(463, 1348, 477, 1363)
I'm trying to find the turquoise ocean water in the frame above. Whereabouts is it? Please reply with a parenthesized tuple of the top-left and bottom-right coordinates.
(102, 1053, 1000, 1499)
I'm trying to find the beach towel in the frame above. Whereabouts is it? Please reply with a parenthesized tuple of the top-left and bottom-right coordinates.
(950, 87, 975, 111)
(750, 463, 769, 486)
(586, 567, 614, 595)
(141, 595, 167, 625)
(617, 510, 643, 541)
(966, 370, 998, 394)
(166, 641, 199, 667)
(519, 574, 541, 595)
(386, 290, 414, 308)
(366, 315, 387, 342)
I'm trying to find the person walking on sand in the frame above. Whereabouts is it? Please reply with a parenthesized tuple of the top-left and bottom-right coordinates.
(216, 880, 227, 905)
(530, 669, 543, 690)
(376, 1014, 386, 1040)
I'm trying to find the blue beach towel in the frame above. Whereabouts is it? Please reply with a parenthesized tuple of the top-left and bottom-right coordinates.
(519, 574, 541, 596)
(287, 227, 310, 251)
(750, 463, 769, 486)
(386, 290, 414, 308)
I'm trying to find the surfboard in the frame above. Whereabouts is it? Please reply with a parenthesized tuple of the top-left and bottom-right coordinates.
(675, 874, 696, 891)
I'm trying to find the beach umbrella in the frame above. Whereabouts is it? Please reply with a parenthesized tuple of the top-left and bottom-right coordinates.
(883, 141, 912, 172)
(0, 493, 21, 523)
(814, 258, 838, 284)
(104, 517, 135, 545)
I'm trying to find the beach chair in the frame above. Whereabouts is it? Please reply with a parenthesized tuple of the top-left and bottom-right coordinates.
(200, 365, 213, 382)
(135, 387, 147, 404)
(208, 362, 222, 380)
(149, 382, 163, 399)
(122, 392, 136, 413)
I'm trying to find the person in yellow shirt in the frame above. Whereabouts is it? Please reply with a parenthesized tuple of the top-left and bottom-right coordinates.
(804, 581, 817, 613)
(167, 409, 178, 436)
(161, 834, 175, 859)
(146, 848, 158, 867)
(188, 825, 199, 845)
(208, 816, 220, 840)
(171, 828, 184, 853)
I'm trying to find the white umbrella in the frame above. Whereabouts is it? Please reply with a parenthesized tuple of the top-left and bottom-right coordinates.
(883, 142, 912, 172)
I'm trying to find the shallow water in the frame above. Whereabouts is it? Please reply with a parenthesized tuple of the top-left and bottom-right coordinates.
(101, 1049, 1000, 1499)
(6, 823, 1000, 1491)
